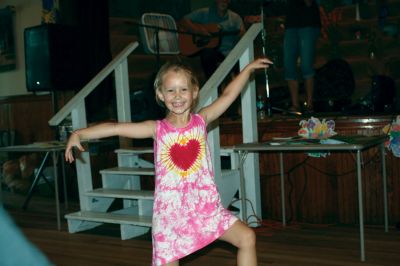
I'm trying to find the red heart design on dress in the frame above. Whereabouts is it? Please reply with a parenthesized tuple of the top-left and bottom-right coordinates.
(169, 139, 200, 171)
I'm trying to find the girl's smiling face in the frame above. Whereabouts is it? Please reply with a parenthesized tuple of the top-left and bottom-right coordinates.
(157, 70, 198, 116)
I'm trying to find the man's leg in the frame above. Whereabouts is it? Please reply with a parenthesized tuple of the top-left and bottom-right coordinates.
(299, 27, 320, 110)
(288, 79, 300, 110)
(284, 28, 300, 110)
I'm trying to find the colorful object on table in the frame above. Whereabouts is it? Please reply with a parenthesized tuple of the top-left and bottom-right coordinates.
(298, 117, 336, 139)
(298, 117, 336, 158)
(382, 115, 400, 157)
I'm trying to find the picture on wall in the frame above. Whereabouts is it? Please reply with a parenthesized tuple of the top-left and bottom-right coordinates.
(0, 6, 16, 72)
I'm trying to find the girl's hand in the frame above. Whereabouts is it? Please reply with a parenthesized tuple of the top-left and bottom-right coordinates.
(199, 57, 273, 125)
(245, 57, 273, 72)
(64, 132, 85, 163)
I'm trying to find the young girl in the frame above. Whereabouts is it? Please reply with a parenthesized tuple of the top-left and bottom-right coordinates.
(65, 58, 272, 266)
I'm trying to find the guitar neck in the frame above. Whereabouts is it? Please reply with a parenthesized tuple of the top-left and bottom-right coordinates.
(180, 22, 239, 37)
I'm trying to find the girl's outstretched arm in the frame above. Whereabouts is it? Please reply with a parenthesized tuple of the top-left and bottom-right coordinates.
(199, 58, 272, 125)
(65, 120, 156, 163)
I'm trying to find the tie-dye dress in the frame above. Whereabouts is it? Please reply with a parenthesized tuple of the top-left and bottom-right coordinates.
(152, 113, 237, 265)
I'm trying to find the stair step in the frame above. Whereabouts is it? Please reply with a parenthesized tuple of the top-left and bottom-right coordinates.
(115, 147, 154, 154)
(65, 210, 152, 227)
(85, 188, 154, 199)
(100, 166, 155, 175)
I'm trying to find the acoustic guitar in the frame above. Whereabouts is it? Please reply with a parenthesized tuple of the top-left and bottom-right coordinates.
(178, 23, 239, 56)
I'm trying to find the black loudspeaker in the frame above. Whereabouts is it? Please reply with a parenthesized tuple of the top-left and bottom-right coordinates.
(24, 24, 87, 92)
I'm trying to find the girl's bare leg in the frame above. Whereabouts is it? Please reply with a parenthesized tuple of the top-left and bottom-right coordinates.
(163, 260, 179, 266)
(219, 220, 257, 266)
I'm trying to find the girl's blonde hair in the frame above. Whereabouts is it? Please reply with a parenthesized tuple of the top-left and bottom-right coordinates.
(154, 61, 200, 110)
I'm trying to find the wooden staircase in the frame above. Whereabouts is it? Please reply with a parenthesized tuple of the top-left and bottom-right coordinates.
(65, 148, 154, 240)
(65, 147, 241, 240)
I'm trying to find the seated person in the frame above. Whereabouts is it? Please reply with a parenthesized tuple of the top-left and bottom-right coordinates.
(178, 0, 245, 79)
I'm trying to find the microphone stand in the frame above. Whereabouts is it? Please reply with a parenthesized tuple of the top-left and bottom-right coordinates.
(260, 3, 272, 117)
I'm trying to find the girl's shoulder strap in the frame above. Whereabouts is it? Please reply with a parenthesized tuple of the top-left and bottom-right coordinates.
(191, 113, 206, 127)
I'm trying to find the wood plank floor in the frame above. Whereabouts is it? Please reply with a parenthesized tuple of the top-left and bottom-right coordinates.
(2, 191, 400, 266)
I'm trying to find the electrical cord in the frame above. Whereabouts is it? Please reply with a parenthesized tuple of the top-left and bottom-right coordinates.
(251, 148, 383, 225)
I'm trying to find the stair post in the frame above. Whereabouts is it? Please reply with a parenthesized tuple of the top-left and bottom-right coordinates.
(239, 45, 262, 225)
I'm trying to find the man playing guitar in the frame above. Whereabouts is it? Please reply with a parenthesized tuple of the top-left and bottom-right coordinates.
(178, 0, 245, 79)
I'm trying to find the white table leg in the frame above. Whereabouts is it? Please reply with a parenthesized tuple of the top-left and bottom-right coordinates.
(238, 151, 247, 223)
(279, 152, 286, 227)
(356, 150, 365, 262)
(380, 144, 388, 232)
(60, 153, 68, 210)
(52, 152, 61, 231)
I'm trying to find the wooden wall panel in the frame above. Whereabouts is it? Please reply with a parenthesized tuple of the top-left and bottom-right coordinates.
(0, 95, 55, 144)
(0, 92, 75, 144)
